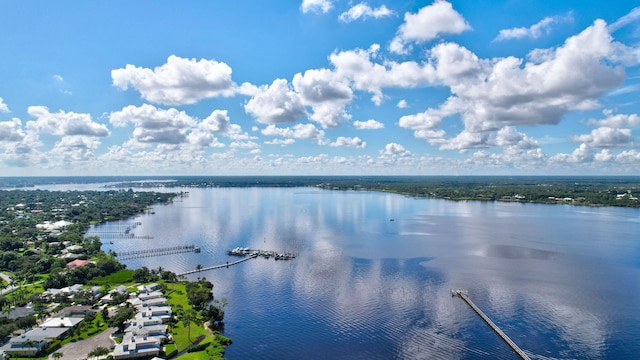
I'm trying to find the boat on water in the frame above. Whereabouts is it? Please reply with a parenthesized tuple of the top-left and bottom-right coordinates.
(227, 247, 296, 260)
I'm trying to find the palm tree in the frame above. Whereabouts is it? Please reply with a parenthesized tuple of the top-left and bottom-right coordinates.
(196, 264, 202, 280)
(52, 352, 63, 360)
(181, 309, 198, 343)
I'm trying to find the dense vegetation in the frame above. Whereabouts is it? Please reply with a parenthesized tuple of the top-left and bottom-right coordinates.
(0, 189, 175, 283)
(0, 185, 234, 359)
(4, 176, 639, 208)
(0, 189, 175, 345)
(104, 176, 640, 208)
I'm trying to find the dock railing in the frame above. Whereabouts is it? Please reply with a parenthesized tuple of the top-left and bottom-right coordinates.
(452, 289, 530, 360)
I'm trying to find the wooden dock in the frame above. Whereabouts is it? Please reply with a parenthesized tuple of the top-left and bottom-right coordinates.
(115, 245, 200, 260)
(177, 254, 258, 276)
(452, 289, 530, 360)
(176, 248, 296, 276)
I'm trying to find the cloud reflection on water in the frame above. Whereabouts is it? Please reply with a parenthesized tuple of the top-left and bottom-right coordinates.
(92, 187, 639, 359)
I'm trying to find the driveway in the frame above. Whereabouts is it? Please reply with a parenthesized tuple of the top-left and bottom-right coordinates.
(49, 328, 117, 360)
(0, 273, 18, 296)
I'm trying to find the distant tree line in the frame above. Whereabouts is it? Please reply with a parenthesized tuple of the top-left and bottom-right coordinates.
(110, 176, 640, 208)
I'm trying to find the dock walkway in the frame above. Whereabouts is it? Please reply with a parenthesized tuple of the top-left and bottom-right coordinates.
(177, 254, 258, 276)
(176, 247, 296, 276)
(452, 289, 530, 360)
(116, 245, 199, 260)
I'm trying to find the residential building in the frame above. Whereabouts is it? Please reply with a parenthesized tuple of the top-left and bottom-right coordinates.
(113, 336, 161, 360)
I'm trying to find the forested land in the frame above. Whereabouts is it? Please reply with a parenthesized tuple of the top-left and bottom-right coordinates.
(0, 187, 232, 357)
(2, 176, 639, 207)
(108, 176, 640, 208)
(0, 189, 176, 291)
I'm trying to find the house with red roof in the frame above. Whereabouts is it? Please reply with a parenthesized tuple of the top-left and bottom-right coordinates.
(66, 259, 90, 269)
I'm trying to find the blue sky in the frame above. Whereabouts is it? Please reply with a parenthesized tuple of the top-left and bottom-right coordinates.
(1, 0, 640, 176)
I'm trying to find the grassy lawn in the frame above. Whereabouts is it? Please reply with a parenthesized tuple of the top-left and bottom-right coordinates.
(163, 281, 230, 360)
(89, 269, 134, 284)
(176, 351, 213, 360)
(164, 283, 213, 352)
(164, 342, 177, 356)
(165, 283, 189, 308)
(173, 320, 211, 352)
(60, 312, 109, 346)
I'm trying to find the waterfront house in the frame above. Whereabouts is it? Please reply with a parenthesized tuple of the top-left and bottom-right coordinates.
(2, 334, 48, 357)
(112, 335, 161, 360)
(42, 284, 84, 299)
(114, 285, 129, 295)
(129, 316, 164, 327)
(136, 290, 164, 302)
(131, 297, 168, 309)
(100, 285, 129, 304)
(136, 306, 172, 322)
(40, 316, 83, 328)
(124, 323, 167, 341)
(137, 283, 159, 292)
(54, 305, 95, 318)
(2, 326, 71, 356)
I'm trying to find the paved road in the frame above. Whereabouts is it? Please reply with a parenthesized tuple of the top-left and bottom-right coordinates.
(0, 272, 18, 295)
(49, 328, 117, 360)
(0, 273, 11, 283)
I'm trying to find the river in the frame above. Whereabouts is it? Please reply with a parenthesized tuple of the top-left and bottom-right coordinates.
(82, 186, 640, 359)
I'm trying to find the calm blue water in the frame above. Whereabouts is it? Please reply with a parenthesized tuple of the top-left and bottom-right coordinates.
(84, 187, 640, 359)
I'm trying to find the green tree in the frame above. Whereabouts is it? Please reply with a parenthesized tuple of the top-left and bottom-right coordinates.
(108, 306, 135, 332)
(88, 346, 110, 357)
(181, 308, 198, 343)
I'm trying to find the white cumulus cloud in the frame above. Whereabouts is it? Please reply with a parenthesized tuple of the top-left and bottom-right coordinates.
(339, 3, 394, 22)
(112, 55, 236, 105)
(0, 119, 25, 142)
(110, 104, 196, 145)
(301, 0, 333, 14)
(199, 110, 231, 134)
(381, 142, 411, 157)
(265, 138, 296, 146)
(27, 106, 110, 137)
(353, 119, 384, 130)
(390, 0, 470, 54)
(330, 136, 366, 148)
(0, 97, 10, 113)
(245, 79, 307, 125)
(330, 44, 437, 105)
(292, 68, 353, 128)
(261, 123, 325, 142)
(588, 110, 640, 128)
(571, 127, 632, 148)
(50, 136, 101, 161)
(402, 20, 631, 151)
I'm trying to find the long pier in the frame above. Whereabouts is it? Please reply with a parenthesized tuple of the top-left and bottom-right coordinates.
(102, 234, 154, 240)
(452, 289, 530, 360)
(115, 245, 199, 260)
(176, 247, 297, 276)
(176, 254, 258, 276)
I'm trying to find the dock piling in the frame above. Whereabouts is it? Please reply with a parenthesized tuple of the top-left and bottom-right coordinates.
(452, 289, 530, 360)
